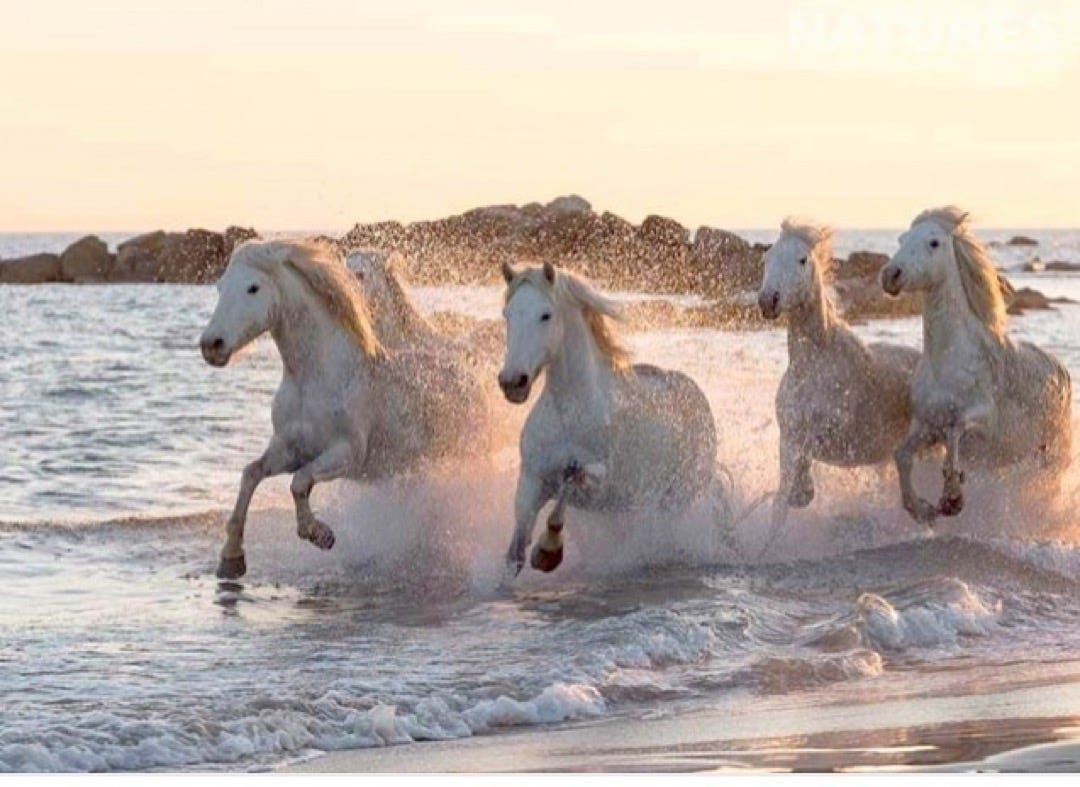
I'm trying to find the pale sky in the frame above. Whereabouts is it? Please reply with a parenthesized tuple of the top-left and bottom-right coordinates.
(1, 0, 1078, 230)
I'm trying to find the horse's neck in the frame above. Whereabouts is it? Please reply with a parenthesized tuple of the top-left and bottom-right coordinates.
(787, 276, 839, 367)
(542, 307, 616, 426)
(922, 265, 994, 377)
(272, 284, 362, 383)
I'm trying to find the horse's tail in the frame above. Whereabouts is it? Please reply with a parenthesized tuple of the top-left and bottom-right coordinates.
(708, 459, 744, 561)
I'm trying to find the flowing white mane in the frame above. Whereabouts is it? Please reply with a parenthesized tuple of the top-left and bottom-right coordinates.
(911, 206, 1007, 342)
(778, 216, 841, 318)
(237, 239, 384, 358)
(505, 264, 632, 373)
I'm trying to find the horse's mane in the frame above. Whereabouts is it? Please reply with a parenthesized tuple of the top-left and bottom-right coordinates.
(238, 239, 384, 358)
(505, 264, 632, 374)
(912, 206, 1007, 342)
(778, 216, 841, 319)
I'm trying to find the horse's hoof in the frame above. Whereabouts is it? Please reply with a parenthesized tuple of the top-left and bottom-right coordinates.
(907, 499, 937, 527)
(788, 485, 815, 509)
(938, 494, 964, 517)
(306, 522, 336, 551)
(216, 553, 247, 580)
(530, 544, 563, 573)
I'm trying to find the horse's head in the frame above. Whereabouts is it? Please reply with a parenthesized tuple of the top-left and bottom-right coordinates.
(758, 218, 830, 319)
(882, 211, 958, 296)
(498, 261, 561, 403)
(200, 242, 281, 367)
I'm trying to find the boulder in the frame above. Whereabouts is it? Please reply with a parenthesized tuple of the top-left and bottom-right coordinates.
(0, 253, 62, 284)
(113, 231, 170, 281)
(1044, 261, 1080, 272)
(1008, 235, 1038, 246)
(154, 229, 227, 284)
(638, 214, 689, 246)
(546, 194, 592, 214)
(223, 226, 259, 258)
(60, 235, 112, 282)
(1007, 287, 1054, 315)
(842, 251, 889, 280)
(691, 226, 751, 259)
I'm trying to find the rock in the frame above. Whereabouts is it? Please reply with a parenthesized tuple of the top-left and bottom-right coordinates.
(691, 226, 751, 259)
(842, 251, 890, 280)
(155, 229, 227, 284)
(113, 231, 170, 281)
(60, 235, 113, 282)
(0, 253, 62, 284)
(1008, 235, 1038, 246)
(1044, 261, 1080, 272)
(341, 220, 407, 250)
(1007, 286, 1054, 315)
(546, 194, 592, 214)
(223, 226, 259, 258)
(837, 275, 923, 321)
(638, 214, 689, 246)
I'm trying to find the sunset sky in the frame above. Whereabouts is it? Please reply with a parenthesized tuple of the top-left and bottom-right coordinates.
(1, 0, 1078, 230)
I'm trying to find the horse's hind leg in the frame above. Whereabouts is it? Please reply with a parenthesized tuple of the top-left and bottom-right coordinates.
(218, 436, 296, 579)
(291, 441, 354, 551)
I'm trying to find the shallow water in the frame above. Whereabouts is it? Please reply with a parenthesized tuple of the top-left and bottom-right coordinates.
(4, 230, 1080, 771)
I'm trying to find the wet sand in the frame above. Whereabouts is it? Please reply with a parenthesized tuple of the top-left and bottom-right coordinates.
(285, 669, 1080, 772)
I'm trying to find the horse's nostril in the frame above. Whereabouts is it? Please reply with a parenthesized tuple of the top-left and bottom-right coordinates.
(212, 337, 225, 350)
(516, 375, 528, 389)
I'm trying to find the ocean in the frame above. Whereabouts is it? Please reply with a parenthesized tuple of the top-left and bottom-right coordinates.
(3, 229, 1080, 772)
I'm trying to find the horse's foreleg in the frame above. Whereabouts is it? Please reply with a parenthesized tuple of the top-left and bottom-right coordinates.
(895, 424, 937, 526)
(218, 437, 296, 579)
(291, 441, 354, 551)
(531, 486, 568, 573)
(505, 473, 549, 578)
(938, 425, 965, 517)
(779, 437, 813, 509)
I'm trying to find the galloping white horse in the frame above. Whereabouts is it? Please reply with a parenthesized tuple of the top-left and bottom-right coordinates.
(346, 250, 443, 349)
(498, 261, 725, 575)
(200, 239, 491, 579)
(881, 207, 1072, 524)
(758, 218, 920, 531)
(348, 248, 505, 368)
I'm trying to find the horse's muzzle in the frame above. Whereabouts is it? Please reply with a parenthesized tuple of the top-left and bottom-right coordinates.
(758, 290, 781, 320)
(498, 371, 532, 404)
(881, 265, 904, 296)
(200, 335, 229, 367)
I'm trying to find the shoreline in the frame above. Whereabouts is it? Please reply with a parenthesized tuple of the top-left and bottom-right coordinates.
(284, 665, 1080, 772)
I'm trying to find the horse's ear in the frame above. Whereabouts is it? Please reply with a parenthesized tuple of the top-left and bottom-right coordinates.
(501, 260, 516, 285)
(543, 260, 556, 284)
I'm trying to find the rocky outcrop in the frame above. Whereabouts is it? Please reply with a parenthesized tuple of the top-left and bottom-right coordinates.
(60, 235, 112, 282)
(3, 228, 249, 285)
(340, 195, 762, 296)
(0, 253, 62, 284)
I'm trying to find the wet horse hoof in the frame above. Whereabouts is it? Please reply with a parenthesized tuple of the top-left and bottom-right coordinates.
(530, 544, 563, 573)
(306, 522, 336, 551)
(216, 553, 247, 580)
(938, 494, 964, 517)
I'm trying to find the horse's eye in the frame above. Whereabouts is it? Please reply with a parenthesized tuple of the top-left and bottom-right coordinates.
(929, 239, 940, 249)
(247, 284, 260, 294)
(799, 257, 807, 266)
(540, 312, 552, 322)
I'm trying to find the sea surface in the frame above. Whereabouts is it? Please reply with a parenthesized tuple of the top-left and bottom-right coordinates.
(3, 229, 1080, 772)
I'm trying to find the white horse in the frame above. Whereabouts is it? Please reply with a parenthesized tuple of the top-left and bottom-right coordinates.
(200, 239, 492, 579)
(498, 261, 725, 575)
(881, 206, 1072, 524)
(348, 248, 506, 368)
(758, 218, 920, 532)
